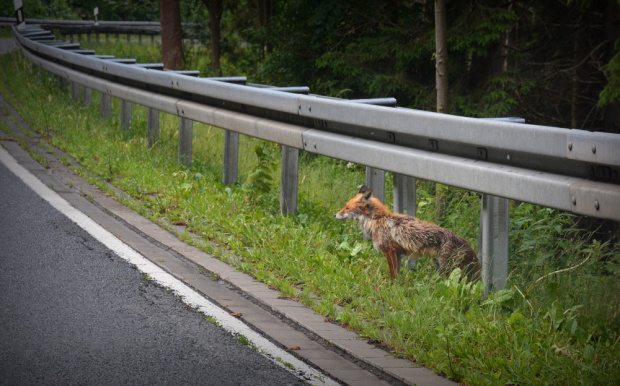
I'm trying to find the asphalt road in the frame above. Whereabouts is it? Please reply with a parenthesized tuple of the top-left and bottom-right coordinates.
(0, 159, 306, 385)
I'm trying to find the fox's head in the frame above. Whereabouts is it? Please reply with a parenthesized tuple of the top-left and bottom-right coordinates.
(335, 185, 374, 220)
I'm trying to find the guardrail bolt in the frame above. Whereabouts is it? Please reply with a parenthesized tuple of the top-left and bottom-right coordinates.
(568, 142, 572, 151)
(594, 200, 600, 210)
(571, 196, 576, 205)
(592, 144, 596, 154)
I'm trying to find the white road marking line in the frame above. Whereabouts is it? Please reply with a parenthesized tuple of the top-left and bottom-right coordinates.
(0, 145, 338, 386)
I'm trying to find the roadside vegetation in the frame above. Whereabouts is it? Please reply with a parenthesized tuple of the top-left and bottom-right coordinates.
(1, 31, 619, 385)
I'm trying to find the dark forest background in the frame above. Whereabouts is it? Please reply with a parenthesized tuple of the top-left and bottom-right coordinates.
(3, 0, 619, 133)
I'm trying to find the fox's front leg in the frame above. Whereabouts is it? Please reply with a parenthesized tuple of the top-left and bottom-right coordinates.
(382, 248, 400, 279)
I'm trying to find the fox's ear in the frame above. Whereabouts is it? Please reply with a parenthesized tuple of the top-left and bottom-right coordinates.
(358, 185, 369, 194)
(361, 188, 373, 201)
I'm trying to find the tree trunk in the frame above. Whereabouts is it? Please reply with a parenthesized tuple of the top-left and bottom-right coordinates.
(258, 0, 274, 57)
(160, 0, 184, 70)
(603, 0, 620, 133)
(434, 0, 449, 222)
(202, 0, 223, 76)
(435, 0, 448, 114)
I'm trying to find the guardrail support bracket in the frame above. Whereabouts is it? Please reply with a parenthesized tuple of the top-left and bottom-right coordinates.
(223, 130, 239, 185)
(82, 87, 92, 108)
(280, 145, 299, 216)
(179, 117, 193, 167)
(479, 194, 510, 298)
(121, 99, 131, 130)
(71, 81, 80, 101)
(365, 167, 385, 203)
(100, 92, 111, 118)
(393, 174, 416, 216)
(147, 107, 159, 148)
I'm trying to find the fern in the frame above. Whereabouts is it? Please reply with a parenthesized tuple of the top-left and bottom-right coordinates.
(243, 142, 277, 202)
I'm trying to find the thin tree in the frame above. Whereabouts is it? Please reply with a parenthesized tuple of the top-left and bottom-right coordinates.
(434, 0, 449, 222)
(602, 0, 620, 133)
(435, 0, 448, 114)
(160, 0, 184, 70)
(258, 0, 274, 57)
(202, 0, 223, 76)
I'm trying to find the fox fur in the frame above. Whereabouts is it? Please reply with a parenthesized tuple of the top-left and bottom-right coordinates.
(335, 185, 480, 280)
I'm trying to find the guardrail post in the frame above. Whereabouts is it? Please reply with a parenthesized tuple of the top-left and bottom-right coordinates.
(179, 117, 193, 167)
(100, 92, 111, 118)
(479, 194, 510, 298)
(223, 130, 239, 185)
(82, 87, 92, 108)
(121, 99, 131, 130)
(280, 145, 299, 215)
(147, 108, 159, 148)
(365, 167, 385, 203)
(54, 75, 67, 91)
(70, 82, 80, 101)
(393, 173, 416, 215)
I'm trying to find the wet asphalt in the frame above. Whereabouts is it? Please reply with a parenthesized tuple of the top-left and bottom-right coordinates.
(0, 160, 306, 385)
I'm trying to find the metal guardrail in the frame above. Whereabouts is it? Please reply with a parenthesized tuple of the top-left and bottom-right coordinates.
(10, 23, 620, 294)
(0, 17, 201, 43)
(0, 17, 162, 31)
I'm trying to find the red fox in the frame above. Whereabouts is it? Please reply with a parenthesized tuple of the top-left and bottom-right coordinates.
(335, 185, 480, 280)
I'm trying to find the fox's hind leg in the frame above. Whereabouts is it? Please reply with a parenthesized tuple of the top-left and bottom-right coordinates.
(436, 244, 456, 276)
(438, 242, 480, 280)
(456, 245, 480, 280)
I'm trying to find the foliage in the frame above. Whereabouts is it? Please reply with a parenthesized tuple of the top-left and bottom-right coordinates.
(249, 0, 619, 132)
(0, 0, 77, 19)
(0, 0, 158, 20)
(3, 0, 618, 130)
(67, 0, 159, 21)
(1, 47, 619, 385)
(180, 0, 266, 77)
(599, 38, 620, 107)
(243, 142, 278, 203)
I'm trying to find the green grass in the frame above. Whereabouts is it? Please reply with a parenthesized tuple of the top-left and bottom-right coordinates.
(1, 44, 618, 385)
